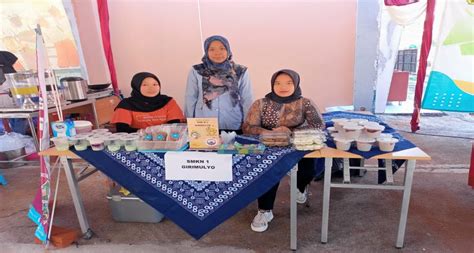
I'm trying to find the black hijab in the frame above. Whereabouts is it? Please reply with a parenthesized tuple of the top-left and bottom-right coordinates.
(0, 51, 18, 74)
(115, 72, 172, 112)
(265, 69, 302, 104)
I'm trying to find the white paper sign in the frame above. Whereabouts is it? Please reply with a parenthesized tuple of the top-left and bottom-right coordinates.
(164, 152, 233, 181)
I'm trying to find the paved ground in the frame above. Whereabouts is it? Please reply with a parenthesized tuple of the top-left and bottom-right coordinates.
(1, 114, 473, 253)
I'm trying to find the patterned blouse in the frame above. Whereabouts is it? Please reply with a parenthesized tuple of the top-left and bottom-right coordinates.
(242, 97, 325, 135)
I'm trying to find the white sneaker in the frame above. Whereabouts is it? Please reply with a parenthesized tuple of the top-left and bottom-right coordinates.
(296, 189, 308, 204)
(250, 210, 274, 232)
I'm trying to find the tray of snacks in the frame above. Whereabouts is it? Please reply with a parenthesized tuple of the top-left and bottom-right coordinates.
(260, 132, 291, 147)
(137, 123, 188, 152)
(292, 128, 327, 151)
(217, 142, 266, 154)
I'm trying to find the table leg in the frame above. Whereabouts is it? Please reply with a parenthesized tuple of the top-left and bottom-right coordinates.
(385, 159, 394, 184)
(27, 116, 39, 151)
(60, 157, 93, 239)
(321, 157, 333, 243)
(396, 159, 416, 248)
(343, 158, 350, 183)
(358, 159, 366, 177)
(290, 164, 298, 250)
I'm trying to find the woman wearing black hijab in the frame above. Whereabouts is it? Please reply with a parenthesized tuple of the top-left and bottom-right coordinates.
(111, 72, 184, 133)
(243, 69, 325, 233)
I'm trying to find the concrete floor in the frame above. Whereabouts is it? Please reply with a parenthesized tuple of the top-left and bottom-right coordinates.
(1, 114, 473, 253)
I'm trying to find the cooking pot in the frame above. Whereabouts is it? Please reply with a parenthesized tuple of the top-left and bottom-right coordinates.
(60, 77, 88, 101)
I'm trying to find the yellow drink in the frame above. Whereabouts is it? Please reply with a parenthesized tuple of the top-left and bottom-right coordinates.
(10, 86, 39, 96)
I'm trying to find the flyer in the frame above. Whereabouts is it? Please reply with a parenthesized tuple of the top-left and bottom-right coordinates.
(187, 118, 220, 150)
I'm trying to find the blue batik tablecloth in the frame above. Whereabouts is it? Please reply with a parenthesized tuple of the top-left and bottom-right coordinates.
(72, 147, 308, 239)
(322, 111, 416, 159)
(323, 111, 414, 183)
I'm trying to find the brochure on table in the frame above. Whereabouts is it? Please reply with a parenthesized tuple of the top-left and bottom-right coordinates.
(187, 118, 220, 150)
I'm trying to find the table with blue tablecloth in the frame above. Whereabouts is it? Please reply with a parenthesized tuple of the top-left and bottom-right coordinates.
(39, 145, 310, 249)
(38, 111, 430, 250)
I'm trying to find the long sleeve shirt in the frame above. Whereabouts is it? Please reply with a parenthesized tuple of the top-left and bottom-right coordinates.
(184, 68, 253, 131)
(243, 97, 325, 135)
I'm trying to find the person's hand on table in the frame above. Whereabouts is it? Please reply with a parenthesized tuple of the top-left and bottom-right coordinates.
(272, 126, 291, 134)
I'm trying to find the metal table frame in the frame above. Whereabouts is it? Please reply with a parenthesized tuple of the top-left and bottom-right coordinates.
(314, 147, 431, 248)
(0, 99, 100, 152)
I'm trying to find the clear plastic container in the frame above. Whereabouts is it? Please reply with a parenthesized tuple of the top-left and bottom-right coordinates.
(124, 136, 139, 151)
(71, 135, 88, 151)
(5, 70, 39, 109)
(136, 124, 188, 151)
(106, 135, 122, 152)
(111, 133, 127, 146)
(74, 120, 93, 134)
(67, 136, 78, 146)
(260, 131, 290, 146)
(88, 136, 105, 151)
(91, 128, 110, 134)
(51, 136, 69, 151)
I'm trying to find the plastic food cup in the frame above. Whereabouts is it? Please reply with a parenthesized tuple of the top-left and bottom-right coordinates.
(74, 120, 93, 134)
(88, 136, 105, 151)
(333, 137, 353, 151)
(71, 135, 89, 151)
(106, 135, 122, 152)
(332, 118, 349, 132)
(111, 133, 127, 146)
(377, 137, 399, 152)
(124, 136, 139, 151)
(363, 124, 385, 138)
(356, 137, 375, 152)
(326, 126, 337, 134)
(51, 136, 69, 151)
(91, 128, 110, 134)
(341, 124, 363, 139)
(349, 118, 368, 125)
(379, 133, 393, 139)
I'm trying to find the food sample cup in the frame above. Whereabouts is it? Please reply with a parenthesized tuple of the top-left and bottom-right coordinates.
(333, 137, 353, 151)
(88, 136, 105, 151)
(71, 135, 89, 151)
(106, 135, 122, 152)
(51, 136, 69, 151)
(356, 137, 375, 152)
(124, 136, 139, 151)
(377, 137, 399, 152)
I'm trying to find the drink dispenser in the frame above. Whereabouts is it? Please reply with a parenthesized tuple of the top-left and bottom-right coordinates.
(5, 70, 39, 109)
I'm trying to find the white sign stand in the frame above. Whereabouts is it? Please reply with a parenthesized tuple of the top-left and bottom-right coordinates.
(164, 152, 233, 181)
